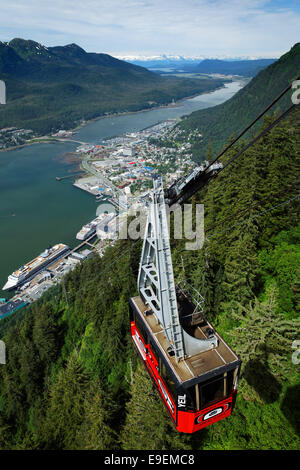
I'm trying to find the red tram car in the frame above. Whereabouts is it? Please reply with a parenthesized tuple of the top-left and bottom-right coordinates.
(131, 177, 241, 433)
(130, 293, 241, 433)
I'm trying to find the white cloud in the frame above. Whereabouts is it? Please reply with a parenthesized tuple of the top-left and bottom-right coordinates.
(0, 0, 299, 57)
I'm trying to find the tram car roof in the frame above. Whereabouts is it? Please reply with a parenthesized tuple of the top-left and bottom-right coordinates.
(130, 295, 241, 389)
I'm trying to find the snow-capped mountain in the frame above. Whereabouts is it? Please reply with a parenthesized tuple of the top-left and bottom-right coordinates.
(114, 54, 204, 62)
(114, 53, 277, 62)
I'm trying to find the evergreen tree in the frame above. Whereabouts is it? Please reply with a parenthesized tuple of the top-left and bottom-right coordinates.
(41, 354, 89, 449)
(120, 364, 169, 450)
(76, 377, 118, 450)
(229, 288, 300, 402)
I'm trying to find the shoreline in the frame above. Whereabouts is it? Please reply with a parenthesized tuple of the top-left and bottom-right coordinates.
(72, 82, 230, 130)
(0, 81, 231, 153)
(0, 138, 65, 153)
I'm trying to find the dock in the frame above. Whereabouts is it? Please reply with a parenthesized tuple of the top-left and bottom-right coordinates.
(0, 232, 110, 319)
(56, 172, 84, 181)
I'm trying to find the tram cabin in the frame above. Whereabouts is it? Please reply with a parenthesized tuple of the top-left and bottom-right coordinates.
(130, 292, 241, 433)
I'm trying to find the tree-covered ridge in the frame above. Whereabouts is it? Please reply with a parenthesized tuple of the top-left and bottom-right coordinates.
(0, 106, 299, 450)
(178, 43, 300, 161)
(191, 58, 277, 77)
(0, 38, 225, 135)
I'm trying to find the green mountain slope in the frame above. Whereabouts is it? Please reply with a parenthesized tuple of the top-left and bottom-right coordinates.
(0, 39, 225, 135)
(178, 43, 300, 161)
(0, 104, 299, 450)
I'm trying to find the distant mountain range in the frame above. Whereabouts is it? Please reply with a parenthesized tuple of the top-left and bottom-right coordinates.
(0, 39, 225, 135)
(178, 43, 300, 160)
(118, 54, 277, 76)
(116, 55, 205, 69)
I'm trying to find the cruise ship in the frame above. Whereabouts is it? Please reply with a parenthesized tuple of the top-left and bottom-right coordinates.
(2, 243, 70, 290)
(76, 213, 115, 241)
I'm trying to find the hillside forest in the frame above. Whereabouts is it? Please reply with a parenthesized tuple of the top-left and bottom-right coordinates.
(0, 102, 299, 450)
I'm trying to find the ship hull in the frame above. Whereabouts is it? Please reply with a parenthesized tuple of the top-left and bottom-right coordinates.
(2, 279, 18, 291)
(76, 228, 95, 241)
(2, 246, 70, 291)
(76, 213, 115, 241)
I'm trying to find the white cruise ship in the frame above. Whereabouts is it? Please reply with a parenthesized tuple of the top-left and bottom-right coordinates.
(3, 243, 70, 290)
(76, 213, 115, 241)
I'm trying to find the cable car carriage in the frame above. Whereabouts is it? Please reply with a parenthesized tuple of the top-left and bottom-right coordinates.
(130, 177, 241, 433)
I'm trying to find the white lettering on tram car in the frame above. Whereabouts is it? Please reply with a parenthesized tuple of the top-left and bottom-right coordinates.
(178, 394, 186, 408)
(158, 379, 174, 414)
(203, 407, 223, 421)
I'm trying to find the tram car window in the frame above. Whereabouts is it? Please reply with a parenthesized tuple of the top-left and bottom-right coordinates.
(159, 359, 177, 402)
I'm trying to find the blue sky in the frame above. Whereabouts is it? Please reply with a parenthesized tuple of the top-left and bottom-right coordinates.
(0, 0, 299, 58)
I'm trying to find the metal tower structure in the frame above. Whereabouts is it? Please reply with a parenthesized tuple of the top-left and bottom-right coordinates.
(138, 177, 185, 360)
(138, 177, 218, 361)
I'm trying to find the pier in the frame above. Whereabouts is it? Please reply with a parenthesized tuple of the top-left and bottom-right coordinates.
(56, 172, 85, 181)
